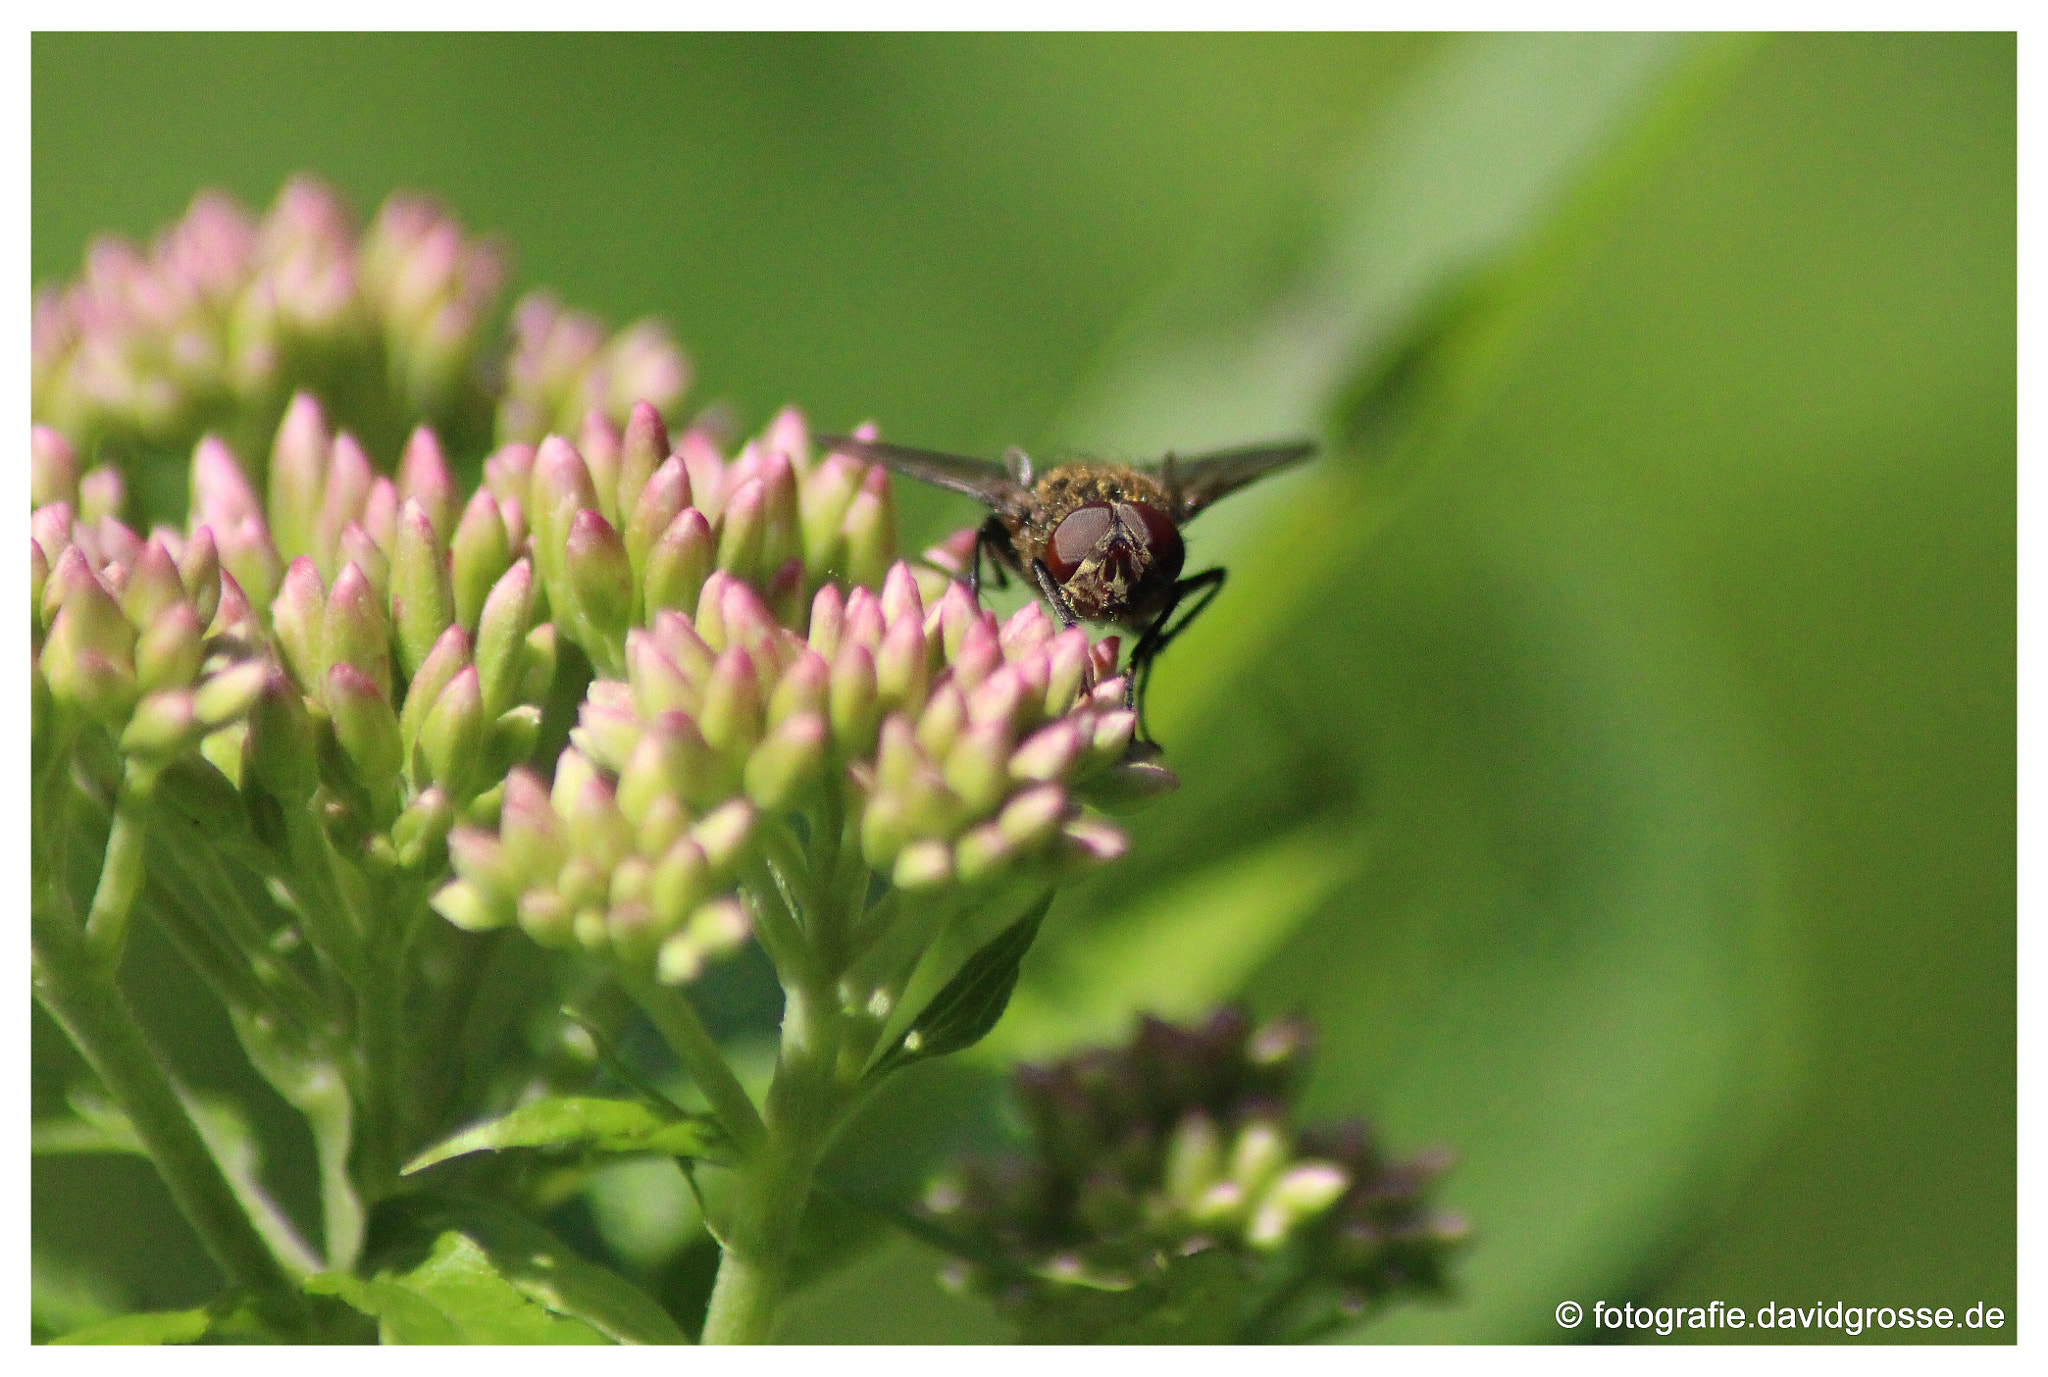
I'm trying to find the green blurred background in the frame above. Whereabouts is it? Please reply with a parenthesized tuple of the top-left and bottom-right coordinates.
(32, 33, 2013, 1342)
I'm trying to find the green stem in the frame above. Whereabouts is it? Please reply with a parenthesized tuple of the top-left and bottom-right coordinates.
(31, 917, 309, 1330)
(620, 970, 767, 1159)
(699, 977, 843, 1344)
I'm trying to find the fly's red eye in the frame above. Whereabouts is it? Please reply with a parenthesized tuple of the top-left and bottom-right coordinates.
(1046, 503, 1114, 581)
(1118, 501, 1185, 581)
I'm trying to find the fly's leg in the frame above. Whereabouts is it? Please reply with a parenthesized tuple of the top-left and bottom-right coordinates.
(970, 514, 1013, 604)
(1031, 558, 1082, 630)
(1126, 567, 1226, 748)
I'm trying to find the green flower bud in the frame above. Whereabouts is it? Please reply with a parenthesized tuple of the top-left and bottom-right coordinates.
(617, 399, 670, 527)
(246, 668, 319, 799)
(433, 877, 509, 933)
(315, 433, 374, 578)
(1247, 1163, 1350, 1250)
(499, 768, 567, 891)
(120, 689, 201, 759)
(757, 452, 803, 577)
(530, 435, 600, 593)
(337, 521, 390, 607)
(78, 469, 125, 527)
(30, 539, 50, 640)
(829, 642, 880, 758)
(31, 426, 78, 509)
(517, 888, 575, 948)
(1230, 1121, 1288, 1196)
(326, 663, 403, 817)
(579, 410, 624, 526)
(193, 659, 269, 729)
(120, 539, 187, 629)
(698, 646, 764, 764)
(391, 498, 456, 680)
(268, 392, 330, 566)
(564, 508, 634, 667)
(767, 648, 829, 727)
(943, 720, 1012, 817)
(799, 452, 862, 582)
(469, 558, 534, 718)
(399, 623, 471, 764)
(397, 425, 456, 543)
(271, 556, 326, 691)
(451, 487, 513, 632)
(715, 476, 767, 586)
(690, 799, 755, 876)
(806, 582, 845, 660)
(1166, 1111, 1225, 1208)
(875, 610, 930, 718)
(321, 560, 391, 700)
(624, 456, 689, 589)
(521, 623, 557, 703)
(893, 838, 952, 891)
(418, 666, 485, 798)
(649, 838, 711, 932)
(393, 786, 456, 870)
(134, 601, 204, 695)
(840, 464, 896, 590)
(644, 507, 714, 621)
(178, 525, 222, 631)
(744, 710, 828, 810)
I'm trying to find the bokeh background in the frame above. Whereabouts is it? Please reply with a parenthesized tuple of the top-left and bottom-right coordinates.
(31, 32, 2013, 1342)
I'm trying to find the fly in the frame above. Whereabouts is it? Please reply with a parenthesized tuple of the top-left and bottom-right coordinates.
(816, 433, 1315, 749)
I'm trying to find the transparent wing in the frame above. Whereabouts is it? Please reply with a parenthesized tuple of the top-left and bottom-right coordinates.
(816, 434, 1031, 515)
(1156, 441, 1316, 521)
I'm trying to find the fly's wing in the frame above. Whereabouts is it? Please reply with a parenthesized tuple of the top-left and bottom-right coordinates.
(816, 434, 1031, 517)
(1156, 441, 1316, 522)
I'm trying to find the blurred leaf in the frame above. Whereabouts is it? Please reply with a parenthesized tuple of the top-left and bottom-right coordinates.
(869, 893, 1053, 1080)
(1066, 33, 1758, 749)
(49, 1306, 214, 1345)
(31, 1249, 128, 1340)
(402, 1096, 728, 1176)
(328, 1196, 684, 1344)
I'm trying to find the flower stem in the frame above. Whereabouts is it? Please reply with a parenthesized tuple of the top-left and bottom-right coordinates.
(620, 970, 767, 1159)
(699, 977, 843, 1344)
(31, 909, 310, 1332)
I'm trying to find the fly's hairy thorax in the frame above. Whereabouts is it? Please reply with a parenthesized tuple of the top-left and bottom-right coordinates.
(1004, 465, 1172, 558)
(1002, 465, 1181, 629)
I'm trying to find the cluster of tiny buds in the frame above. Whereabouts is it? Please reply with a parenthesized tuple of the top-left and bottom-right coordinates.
(435, 558, 1166, 987)
(496, 291, 690, 447)
(476, 402, 896, 678)
(32, 425, 267, 772)
(920, 1009, 1465, 1325)
(253, 394, 555, 847)
(31, 175, 687, 471)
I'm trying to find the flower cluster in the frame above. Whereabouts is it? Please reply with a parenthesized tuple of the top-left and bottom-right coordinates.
(32, 426, 267, 772)
(31, 177, 687, 490)
(919, 1009, 1465, 1341)
(496, 292, 691, 447)
(434, 558, 1159, 991)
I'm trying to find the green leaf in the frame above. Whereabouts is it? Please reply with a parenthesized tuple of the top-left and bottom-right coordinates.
(48, 1307, 213, 1345)
(868, 892, 1053, 1080)
(402, 1095, 728, 1175)
(322, 1196, 685, 1344)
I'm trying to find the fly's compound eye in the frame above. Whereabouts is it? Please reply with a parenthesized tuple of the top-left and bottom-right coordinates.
(1118, 501, 1185, 581)
(1045, 502, 1115, 581)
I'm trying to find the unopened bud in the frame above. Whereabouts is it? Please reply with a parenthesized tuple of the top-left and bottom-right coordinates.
(391, 499, 456, 679)
(451, 487, 513, 631)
